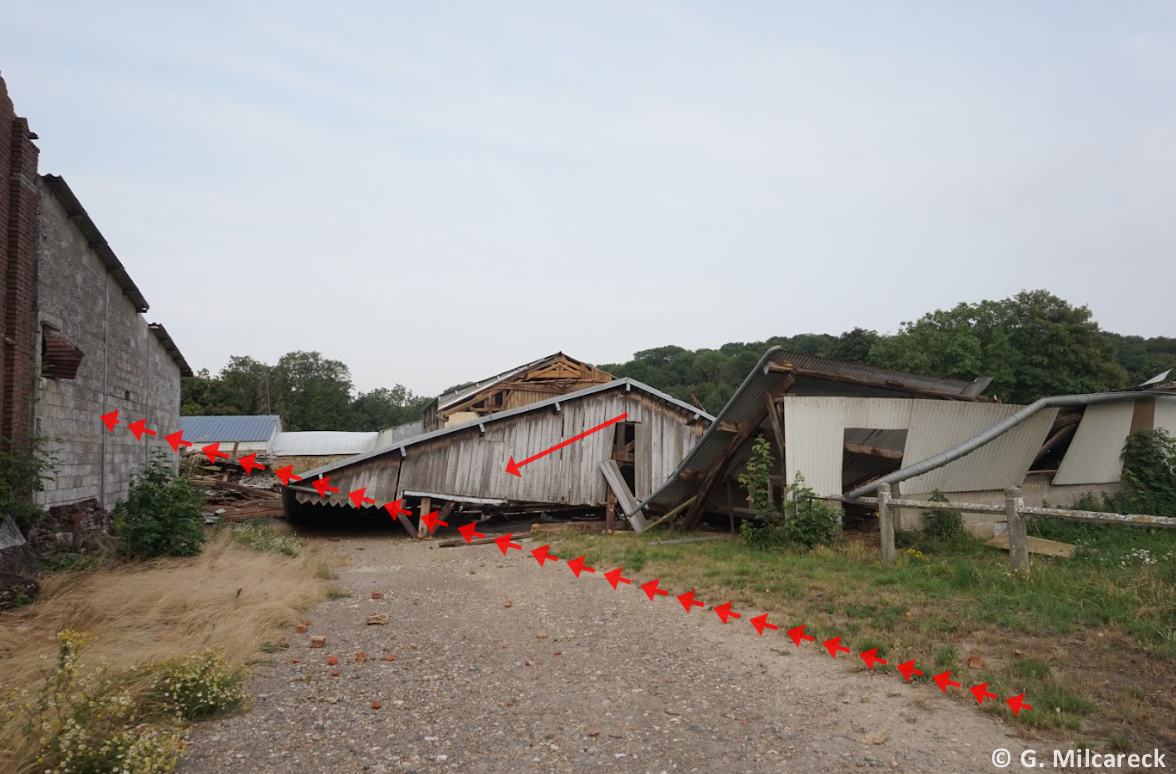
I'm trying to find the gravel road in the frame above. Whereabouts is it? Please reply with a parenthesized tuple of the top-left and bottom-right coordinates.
(178, 529, 1036, 774)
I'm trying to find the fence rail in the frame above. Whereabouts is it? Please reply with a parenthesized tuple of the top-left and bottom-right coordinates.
(835, 484, 1176, 572)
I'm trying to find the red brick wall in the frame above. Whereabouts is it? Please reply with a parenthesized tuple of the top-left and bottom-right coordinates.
(0, 70, 40, 451)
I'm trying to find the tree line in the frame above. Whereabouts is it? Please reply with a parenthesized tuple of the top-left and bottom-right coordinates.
(598, 290, 1175, 413)
(181, 351, 428, 432)
(182, 290, 1174, 429)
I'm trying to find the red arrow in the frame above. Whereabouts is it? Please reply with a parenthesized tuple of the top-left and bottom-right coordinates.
(749, 613, 778, 635)
(493, 533, 522, 554)
(603, 567, 630, 589)
(164, 430, 192, 452)
(676, 590, 704, 612)
(238, 453, 265, 475)
(419, 510, 448, 532)
(127, 419, 156, 441)
(383, 498, 410, 519)
(274, 465, 302, 486)
(457, 522, 486, 543)
(565, 556, 595, 577)
(713, 602, 740, 624)
(787, 625, 816, 647)
(506, 413, 628, 476)
(897, 660, 923, 682)
(823, 636, 852, 658)
(969, 682, 999, 705)
(532, 545, 559, 566)
(311, 477, 340, 498)
(101, 410, 119, 432)
(641, 579, 669, 600)
(201, 442, 231, 464)
(932, 671, 961, 693)
(348, 488, 376, 508)
(1005, 693, 1033, 716)
(859, 648, 888, 670)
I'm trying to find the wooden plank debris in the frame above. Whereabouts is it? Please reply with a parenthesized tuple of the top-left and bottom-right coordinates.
(985, 533, 1076, 559)
(600, 460, 645, 531)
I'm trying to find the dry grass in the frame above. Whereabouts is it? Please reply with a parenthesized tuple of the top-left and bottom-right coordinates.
(0, 530, 326, 686)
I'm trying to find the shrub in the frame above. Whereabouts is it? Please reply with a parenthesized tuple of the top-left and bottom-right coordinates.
(231, 523, 301, 556)
(114, 455, 205, 559)
(1119, 429, 1176, 517)
(922, 490, 967, 541)
(0, 630, 184, 774)
(781, 474, 841, 549)
(736, 437, 840, 550)
(151, 650, 248, 720)
(0, 435, 56, 534)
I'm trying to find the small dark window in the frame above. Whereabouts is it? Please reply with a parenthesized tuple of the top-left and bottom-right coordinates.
(41, 327, 84, 380)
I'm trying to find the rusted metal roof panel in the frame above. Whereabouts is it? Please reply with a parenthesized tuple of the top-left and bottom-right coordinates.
(41, 329, 84, 380)
(1054, 401, 1136, 485)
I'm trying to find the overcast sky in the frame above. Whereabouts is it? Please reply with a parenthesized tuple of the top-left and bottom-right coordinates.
(2, 2, 1173, 395)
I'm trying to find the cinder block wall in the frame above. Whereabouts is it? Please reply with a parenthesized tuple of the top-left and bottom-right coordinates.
(34, 181, 181, 510)
(0, 71, 40, 451)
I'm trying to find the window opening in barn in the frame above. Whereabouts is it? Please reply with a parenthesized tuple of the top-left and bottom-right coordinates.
(613, 421, 637, 492)
(41, 325, 84, 380)
(491, 391, 504, 408)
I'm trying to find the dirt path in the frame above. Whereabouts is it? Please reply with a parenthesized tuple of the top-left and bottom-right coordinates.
(179, 530, 1036, 773)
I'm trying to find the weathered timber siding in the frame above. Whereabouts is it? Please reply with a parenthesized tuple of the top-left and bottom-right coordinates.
(295, 390, 705, 508)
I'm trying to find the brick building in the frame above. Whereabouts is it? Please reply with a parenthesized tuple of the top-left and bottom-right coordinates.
(1, 69, 191, 513)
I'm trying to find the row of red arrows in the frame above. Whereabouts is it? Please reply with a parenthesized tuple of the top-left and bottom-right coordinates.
(439, 518, 1033, 717)
(104, 410, 1031, 716)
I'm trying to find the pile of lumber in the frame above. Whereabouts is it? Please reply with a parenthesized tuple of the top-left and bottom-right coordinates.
(194, 476, 283, 521)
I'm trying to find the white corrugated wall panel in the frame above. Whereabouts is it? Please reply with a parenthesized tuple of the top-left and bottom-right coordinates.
(1155, 396, 1176, 436)
(842, 399, 914, 431)
(902, 402, 1057, 494)
(1054, 401, 1136, 485)
(782, 397, 846, 496)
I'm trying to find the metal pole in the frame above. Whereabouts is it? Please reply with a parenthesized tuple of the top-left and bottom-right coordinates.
(878, 483, 895, 563)
(1006, 486, 1029, 573)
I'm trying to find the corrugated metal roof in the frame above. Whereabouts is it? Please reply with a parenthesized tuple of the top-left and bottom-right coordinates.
(297, 378, 711, 482)
(1054, 402, 1135, 485)
(180, 415, 282, 444)
(272, 431, 378, 456)
(377, 420, 423, 445)
(633, 347, 990, 513)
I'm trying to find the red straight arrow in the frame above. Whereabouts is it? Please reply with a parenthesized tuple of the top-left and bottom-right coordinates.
(641, 579, 669, 600)
(859, 648, 888, 670)
(823, 636, 852, 658)
(969, 683, 999, 705)
(787, 625, 816, 647)
(506, 413, 628, 476)
(493, 533, 522, 554)
(201, 442, 231, 464)
(238, 453, 265, 475)
(713, 602, 740, 623)
(933, 671, 962, 693)
(458, 522, 486, 543)
(419, 510, 448, 532)
(676, 590, 704, 612)
(164, 430, 191, 452)
(897, 660, 923, 682)
(565, 556, 595, 577)
(312, 477, 340, 498)
(127, 419, 156, 441)
(749, 613, 778, 635)
(101, 410, 119, 432)
(274, 465, 302, 486)
(603, 567, 630, 589)
(532, 545, 559, 566)
(383, 499, 410, 519)
(1005, 694, 1032, 716)
(348, 488, 376, 508)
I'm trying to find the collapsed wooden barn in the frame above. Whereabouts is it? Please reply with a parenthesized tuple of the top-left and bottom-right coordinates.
(285, 379, 712, 534)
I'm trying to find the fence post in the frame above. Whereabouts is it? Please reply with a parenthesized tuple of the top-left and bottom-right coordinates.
(1005, 486, 1028, 573)
(878, 483, 895, 563)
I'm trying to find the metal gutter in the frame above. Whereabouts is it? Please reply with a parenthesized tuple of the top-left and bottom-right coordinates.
(843, 391, 1147, 500)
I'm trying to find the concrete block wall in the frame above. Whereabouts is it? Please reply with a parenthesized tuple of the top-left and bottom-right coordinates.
(34, 181, 182, 510)
(0, 70, 40, 451)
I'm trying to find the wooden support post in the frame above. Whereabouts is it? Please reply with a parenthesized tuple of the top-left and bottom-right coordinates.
(417, 496, 431, 540)
(764, 392, 787, 480)
(877, 483, 895, 563)
(605, 490, 616, 532)
(1005, 486, 1029, 573)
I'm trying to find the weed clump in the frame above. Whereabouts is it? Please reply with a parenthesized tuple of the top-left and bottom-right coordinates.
(114, 455, 205, 559)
